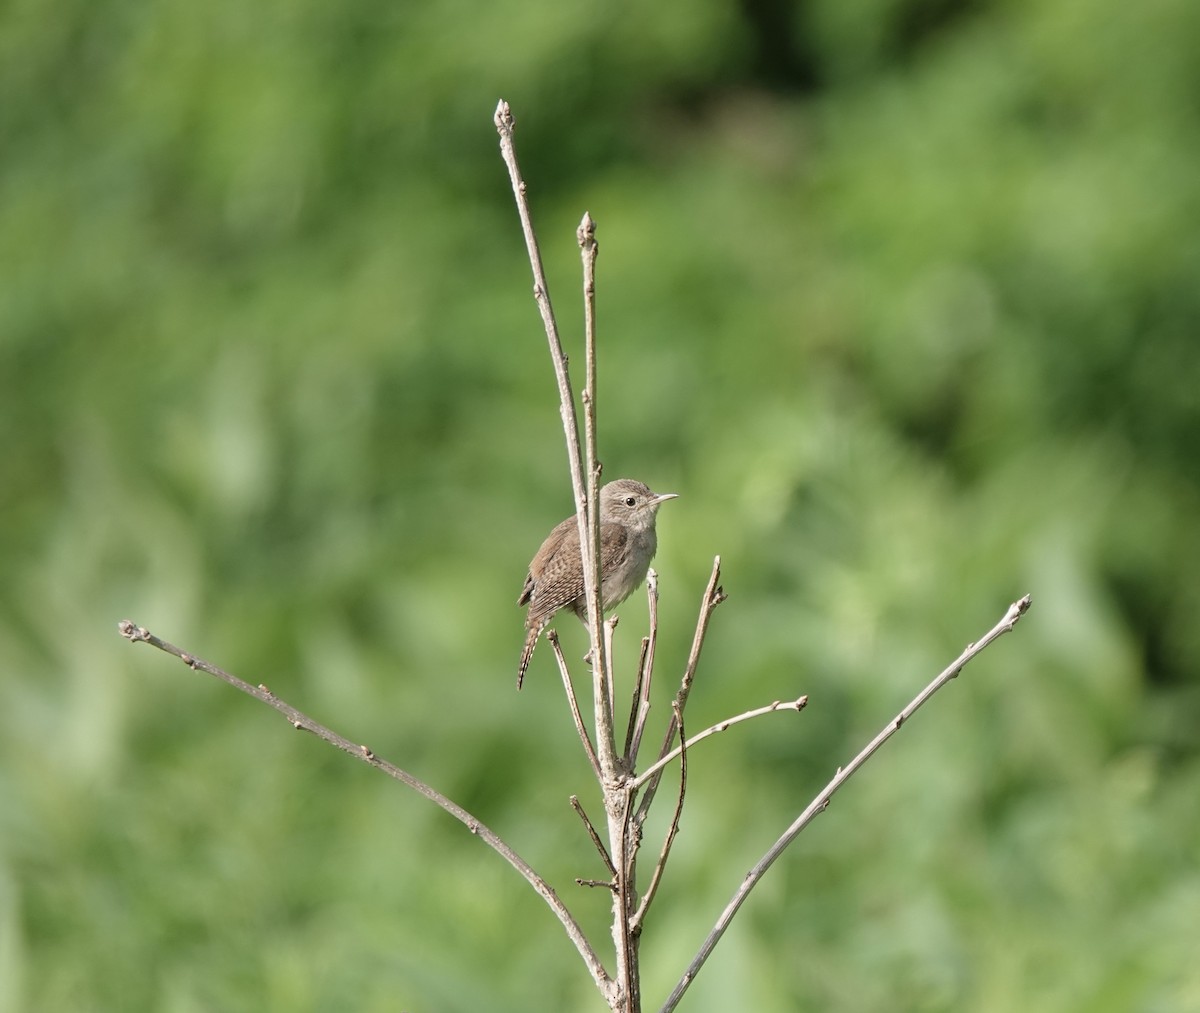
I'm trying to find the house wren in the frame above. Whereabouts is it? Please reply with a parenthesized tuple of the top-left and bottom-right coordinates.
(517, 479, 678, 688)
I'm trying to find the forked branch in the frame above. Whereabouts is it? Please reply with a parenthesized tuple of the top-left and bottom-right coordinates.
(636, 556, 726, 823)
(631, 696, 809, 791)
(116, 619, 615, 1002)
(658, 594, 1033, 1012)
(630, 701, 689, 933)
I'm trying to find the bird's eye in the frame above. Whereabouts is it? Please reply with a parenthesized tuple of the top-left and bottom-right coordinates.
(625, 497, 636, 507)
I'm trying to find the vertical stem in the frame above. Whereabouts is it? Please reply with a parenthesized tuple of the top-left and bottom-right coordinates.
(627, 571, 660, 767)
(497, 103, 624, 1011)
(579, 212, 637, 1010)
(578, 212, 616, 774)
(659, 595, 1033, 1013)
(494, 99, 595, 676)
(636, 557, 724, 825)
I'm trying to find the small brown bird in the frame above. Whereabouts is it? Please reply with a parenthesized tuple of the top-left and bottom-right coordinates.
(517, 479, 678, 688)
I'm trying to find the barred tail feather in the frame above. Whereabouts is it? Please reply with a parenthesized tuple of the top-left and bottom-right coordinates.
(517, 625, 543, 690)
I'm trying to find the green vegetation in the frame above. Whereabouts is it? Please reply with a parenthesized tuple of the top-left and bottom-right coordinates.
(3, 0, 1198, 1009)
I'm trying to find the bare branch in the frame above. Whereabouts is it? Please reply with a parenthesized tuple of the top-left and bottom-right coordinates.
(626, 569, 660, 767)
(571, 795, 616, 877)
(576, 209, 634, 1013)
(603, 616, 618, 732)
(614, 787, 637, 1013)
(493, 102, 583, 508)
(622, 634, 650, 763)
(550, 631, 602, 781)
(636, 556, 726, 823)
(631, 701, 689, 934)
(631, 696, 808, 791)
(658, 594, 1033, 1013)
(494, 100, 599, 705)
(117, 619, 613, 998)
(498, 104, 631, 1010)
(575, 212, 620, 782)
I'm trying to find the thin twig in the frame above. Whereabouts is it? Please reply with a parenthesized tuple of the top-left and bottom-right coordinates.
(571, 795, 616, 876)
(658, 594, 1033, 1013)
(498, 104, 630, 1010)
(550, 631, 603, 781)
(630, 701, 688, 934)
(578, 214, 613, 774)
(578, 878, 618, 891)
(604, 616, 618, 734)
(627, 570, 660, 767)
(576, 210, 634, 1013)
(629, 697, 653, 782)
(630, 697, 809, 791)
(494, 100, 600, 726)
(623, 636, 650, 762)
(636, 557, 726, 824)
(116, 620, 613, 998)
(613, 786, 636, 1013)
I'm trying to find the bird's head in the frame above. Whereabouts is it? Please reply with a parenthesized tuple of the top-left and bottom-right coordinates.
(599, 479, 678, 532)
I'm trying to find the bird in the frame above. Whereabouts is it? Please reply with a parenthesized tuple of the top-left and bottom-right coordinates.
(517, 479, 678, 688)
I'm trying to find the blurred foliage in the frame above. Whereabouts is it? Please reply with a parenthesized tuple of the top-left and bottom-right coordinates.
(2, 0, 1199, 1009)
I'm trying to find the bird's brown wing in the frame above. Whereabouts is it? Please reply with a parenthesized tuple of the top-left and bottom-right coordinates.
(518, 515, 575, 607)
(521, 519, 631, 629)
(558, 521, 631, 622)
(520, 516, 584, 628)
(597, 521, 632, 584)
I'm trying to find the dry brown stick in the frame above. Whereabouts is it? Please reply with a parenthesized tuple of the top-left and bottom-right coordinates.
(116, 619, 613, 999)
(494, 101, 610, 757)
(630, 696, 809, 791)
(498, 102, 633, 1010)
(626, 570, 660, 767)
(576, 210, 634, 1013)
(493, 101, 585, 525)
(623, 635, 650, 762)
(495, 102, 619, 782)
(658, 594, 1033, 1013)
(614, 787, 636, 1013)
(630, 701, 689, 934)
(550, 631, 602, 781)
(603, 616, 618, 732)
(571, 795, 616, 877)
(577, 212, 614, 770)
(636, 557, 726, 824)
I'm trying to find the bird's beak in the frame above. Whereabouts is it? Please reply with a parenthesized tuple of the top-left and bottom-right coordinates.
(654, 492, 679, 505)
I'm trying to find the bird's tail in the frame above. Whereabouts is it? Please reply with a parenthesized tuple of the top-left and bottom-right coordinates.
(517, 625, 542, 690)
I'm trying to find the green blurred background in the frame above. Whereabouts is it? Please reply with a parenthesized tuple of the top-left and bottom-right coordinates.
(3, 0, 1199, 1009)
